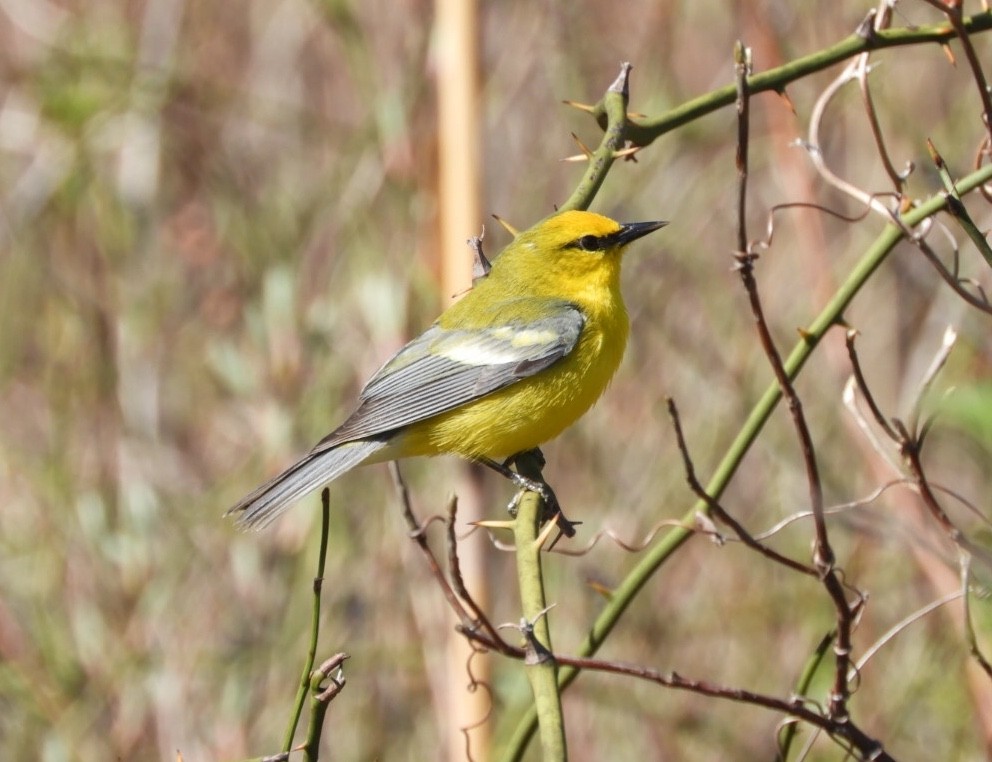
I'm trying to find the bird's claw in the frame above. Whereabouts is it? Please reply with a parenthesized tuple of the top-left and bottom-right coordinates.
(506, 475, 578, 540)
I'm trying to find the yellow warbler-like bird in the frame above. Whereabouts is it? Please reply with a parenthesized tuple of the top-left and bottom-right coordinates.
(229, 210, 665, 528)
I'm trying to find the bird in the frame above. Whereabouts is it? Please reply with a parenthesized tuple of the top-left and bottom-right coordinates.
(228, 209, 666, 529)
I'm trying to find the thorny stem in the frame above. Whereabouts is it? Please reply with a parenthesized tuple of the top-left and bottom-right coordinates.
(559, 62, 634, 213)
(579, 11, 992, 148)
(732, 42, 858, 724)
(500, 22, 992, 756)
(511, 453, 567, 762)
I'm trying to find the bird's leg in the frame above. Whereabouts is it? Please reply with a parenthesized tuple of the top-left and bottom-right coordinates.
(474, 456, 543, 513)
(477, 450, 578, 539)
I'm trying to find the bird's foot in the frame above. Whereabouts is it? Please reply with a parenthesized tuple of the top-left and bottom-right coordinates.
(477, 450, 579, 542)
(503, 455, 578, 541)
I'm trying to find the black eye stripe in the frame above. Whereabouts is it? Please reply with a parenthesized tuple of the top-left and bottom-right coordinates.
(575, 234, 603, 251)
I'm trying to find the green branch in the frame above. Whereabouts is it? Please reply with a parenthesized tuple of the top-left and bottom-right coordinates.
(512, 450, 567, 760)
(283, 490, 332, 752)
(583, 11, 992, 148)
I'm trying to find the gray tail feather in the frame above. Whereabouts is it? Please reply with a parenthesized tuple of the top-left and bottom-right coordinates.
(226, 439, 390, 529)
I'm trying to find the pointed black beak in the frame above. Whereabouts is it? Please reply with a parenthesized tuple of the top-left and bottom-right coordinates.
(615, 220, 668, 246)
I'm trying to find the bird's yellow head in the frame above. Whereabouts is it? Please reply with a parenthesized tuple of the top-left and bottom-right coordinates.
(489, 210, 666, 301)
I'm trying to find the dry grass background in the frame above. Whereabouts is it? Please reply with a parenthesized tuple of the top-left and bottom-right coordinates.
(1, 0, 991, 759)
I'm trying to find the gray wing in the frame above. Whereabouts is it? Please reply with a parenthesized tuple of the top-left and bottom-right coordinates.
(314, 302, 584, 451)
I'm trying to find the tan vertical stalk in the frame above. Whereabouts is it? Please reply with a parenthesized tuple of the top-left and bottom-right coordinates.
(433, 0, 490, 759)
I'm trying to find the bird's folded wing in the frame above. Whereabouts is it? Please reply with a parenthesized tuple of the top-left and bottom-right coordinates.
(313, 300, 584, 451)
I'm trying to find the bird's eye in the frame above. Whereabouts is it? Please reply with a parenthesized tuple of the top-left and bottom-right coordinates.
(577, 234, 600, 251)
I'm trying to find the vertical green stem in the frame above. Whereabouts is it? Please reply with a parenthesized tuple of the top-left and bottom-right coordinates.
(513, 454, 567, 761)
(284, 489, 332, 753)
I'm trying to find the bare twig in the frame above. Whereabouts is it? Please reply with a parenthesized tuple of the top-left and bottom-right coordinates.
(390, 463, 474, 626)
(857, 2, 913, 193)
(667, 398, 817, 576)
(733, 45, 858, 723)
(919, 0, 992, 145)
(853, 593, 961, 677)
(753, 480, 910, 538)
(803, 57, 900, 221)
(444, 495, 506, 646)
(457, 625, 894, 761)
(845, 329, 900, 441)
(908, 233, 992, 315)
(847, 329, 992, 581)
(734, 41, 752, 255)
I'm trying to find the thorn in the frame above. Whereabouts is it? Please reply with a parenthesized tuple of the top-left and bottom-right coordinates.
(562, 99, 596, 113)
(627, 110, 647, 119)
(533, 514, 562, 550)
(472, 519, 516, 531)
(585, 578, 614, 598)
(570, 132, 594, 158)
(562, 153, 591, 163)
(497, 604, 557, 635)
(694, 512, 725, 545)
(613, 144, 641, 162)
(776, 87, 797, 115)
(926, 137, 945, 169)
(941, 42, 957, 66)
(854, 9, 877, 41)
(491, 214, 519, 237)
(498, 608, 558, 665)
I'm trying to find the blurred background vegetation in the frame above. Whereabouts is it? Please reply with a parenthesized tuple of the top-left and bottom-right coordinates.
(1, 0, 991, 759)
